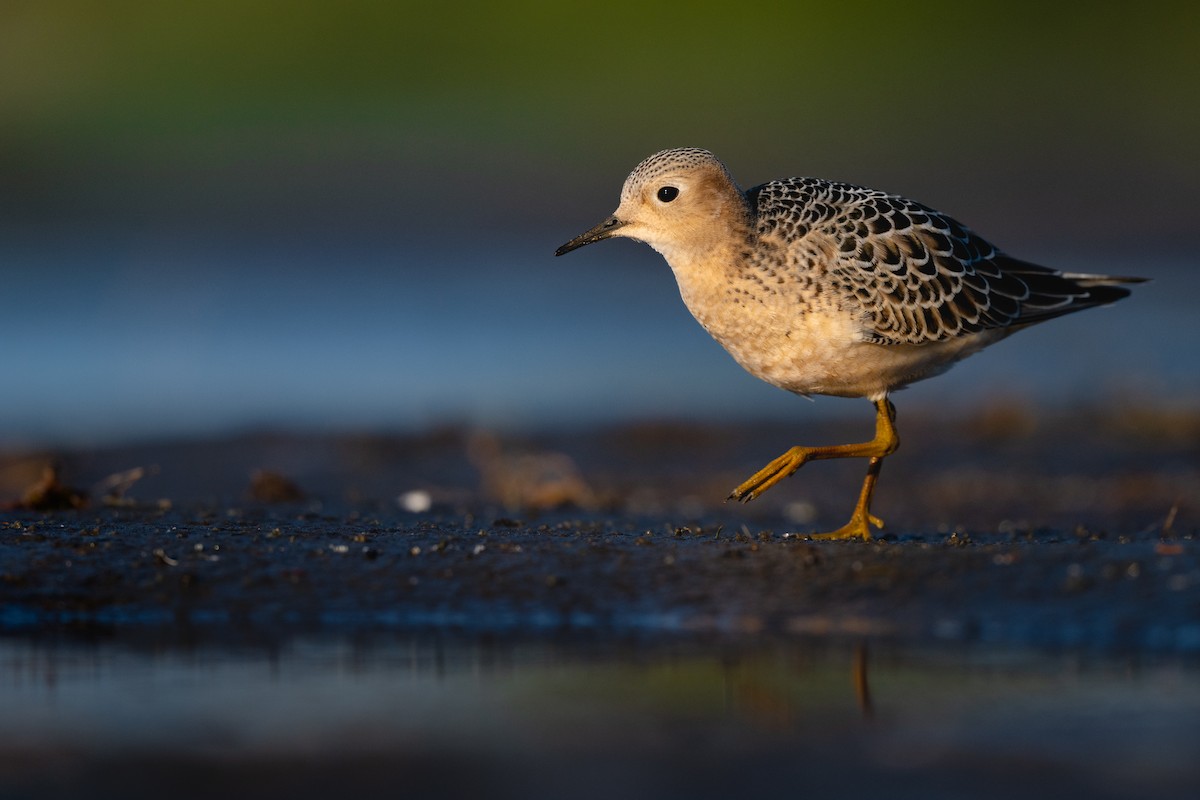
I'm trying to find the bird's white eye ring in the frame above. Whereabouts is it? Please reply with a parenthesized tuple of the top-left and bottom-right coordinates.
(657, 186, 679, 203)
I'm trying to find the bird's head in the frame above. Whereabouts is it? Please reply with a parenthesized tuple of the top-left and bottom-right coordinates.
(555, 148, 748, 263)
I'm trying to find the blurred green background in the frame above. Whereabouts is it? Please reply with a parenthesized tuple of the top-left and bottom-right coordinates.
(5, 0, 1197, 239)
(2, 1, 1197, 444)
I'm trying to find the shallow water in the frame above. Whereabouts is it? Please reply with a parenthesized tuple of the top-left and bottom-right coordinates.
(2, 635, 1198, 799)
(2, 235, 1194, 446)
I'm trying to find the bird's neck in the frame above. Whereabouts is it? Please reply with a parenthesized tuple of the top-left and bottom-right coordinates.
(661, 217, 759, 335)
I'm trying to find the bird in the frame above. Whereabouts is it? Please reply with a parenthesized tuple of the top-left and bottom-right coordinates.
(555, 148, 1144, 540)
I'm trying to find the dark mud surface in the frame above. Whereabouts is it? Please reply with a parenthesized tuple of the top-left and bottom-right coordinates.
(1, 408, 1198, 798)
(1, 505, 1198, 653)
(3, 405, 1197, 650)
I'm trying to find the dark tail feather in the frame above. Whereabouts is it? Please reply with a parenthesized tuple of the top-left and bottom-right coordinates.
(1063, 272, 1149, 295)
(995, 256, 1147, 325)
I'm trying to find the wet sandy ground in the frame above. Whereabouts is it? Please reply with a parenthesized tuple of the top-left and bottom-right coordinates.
(2, 403, 1196, 646)
(1, 503, 1198, 651)
(1, 404, 1198, 798)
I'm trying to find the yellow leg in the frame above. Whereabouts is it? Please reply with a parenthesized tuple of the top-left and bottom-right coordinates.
(807, 456, 886, 540)
(728, 398, 898, 540)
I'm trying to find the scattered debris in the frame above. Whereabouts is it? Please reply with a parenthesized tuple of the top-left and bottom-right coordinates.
(1162, 499, 1181, 537)
(398, 489, 432, 513)
(152, 548, 179, 567)
(468, 431, 595, 512)
(248, 470, 306, 503)
(96, 466, 156, 507)
(13, 464, 87, 511)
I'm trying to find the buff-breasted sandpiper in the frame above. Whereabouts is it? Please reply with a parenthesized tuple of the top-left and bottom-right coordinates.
(555, 148, 1144, 539)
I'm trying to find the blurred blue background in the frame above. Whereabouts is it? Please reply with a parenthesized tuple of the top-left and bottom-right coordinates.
(2, 1, 1197, 447)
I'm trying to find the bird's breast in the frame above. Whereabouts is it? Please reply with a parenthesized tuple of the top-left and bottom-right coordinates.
(669, 257, 866, 393)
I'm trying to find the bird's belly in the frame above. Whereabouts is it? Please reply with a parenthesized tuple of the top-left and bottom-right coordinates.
(691, 301, 999, 400)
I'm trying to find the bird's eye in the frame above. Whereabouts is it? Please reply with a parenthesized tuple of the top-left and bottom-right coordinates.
(657, 186, 679, 203)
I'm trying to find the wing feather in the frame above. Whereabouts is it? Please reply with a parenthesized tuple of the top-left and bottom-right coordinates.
(749, 178, 1140, 346)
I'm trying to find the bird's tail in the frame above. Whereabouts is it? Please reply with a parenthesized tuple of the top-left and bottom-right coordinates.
(1059, 272, 1149, 305)
(1060, 272, 1149, 288)
(993, 257, 1147, 326)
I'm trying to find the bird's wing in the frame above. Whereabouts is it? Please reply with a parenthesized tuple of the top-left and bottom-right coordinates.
(752, 179, 1119, 346)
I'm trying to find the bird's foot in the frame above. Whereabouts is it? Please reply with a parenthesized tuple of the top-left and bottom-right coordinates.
(804, 509, 883, 541)
(727, 446, 811, 503)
